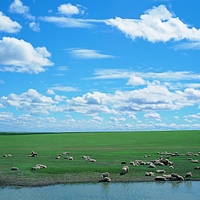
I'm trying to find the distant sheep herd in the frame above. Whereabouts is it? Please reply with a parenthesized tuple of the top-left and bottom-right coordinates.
(3, 150, 200, 183)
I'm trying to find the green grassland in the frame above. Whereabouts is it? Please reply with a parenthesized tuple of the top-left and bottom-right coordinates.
(0, 130, 200, 186)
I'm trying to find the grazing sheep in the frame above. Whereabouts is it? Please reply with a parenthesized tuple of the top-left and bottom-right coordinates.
(82, 156, 91, 160)
(191, 160, 199, 163)
(194, 166, 200, 169)
(11, 167, 19, 171)
(184, 172, 192, 179)
(145, 172, 154, 176)
(121, 166, 129, 175)
(155, 176, 167, 181)
(171, 173, 184, 181)
(121, 161, 127, 164)
(90, 159, 96, 162)
(169, 165, 174, 169)
(7, 154, 12, 157)
(31, 151, 38, 157)
(195, 154, 198, 156)
(3, 155, 7, 157)
(186, 152, 193, 156)
(156, 170, 166, 174)
(162, 174, 172, 180)
(148, 163, 156, 168)
(55, 156, 60, 159)
(101, 172, 109, 179)
(65, 157, 74, 160)
(31, 164, 47, 170)
(145, 172, 150, 176)
(102, 177, 111, 182)
(154, 162, 164, 166)
(61, 152, 69, 155)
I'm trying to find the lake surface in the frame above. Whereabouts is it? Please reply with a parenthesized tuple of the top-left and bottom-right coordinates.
(0, 181, 199, 200)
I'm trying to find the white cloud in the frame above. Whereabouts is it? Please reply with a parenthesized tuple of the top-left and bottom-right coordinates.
(39, 16, 95, 28)
(57, 66, 69, 71)
(105, 5, 200, 43)
(0, 37, 53, 74)
(29, 22, 40, 32)
(127, 74, 146, 86)
(174, 116, 179, 119)
(128, 114, 138, 120)
(174, 42, 200, 50)
(54, 95, 67, 101)
(46, 89, 55, 95)
(69, 48, 114, 59)
(1, 89, 55, 115)
(0, 11, 22, 33)
(9, 0, 35, 20)
(58, 3, 79, 16)
(91, 69, 200, 82)
(144, 112, 161, 119)
(108, 116, 126, 125)
(50, 86, 77, 92)
(89, 116, 104, 124)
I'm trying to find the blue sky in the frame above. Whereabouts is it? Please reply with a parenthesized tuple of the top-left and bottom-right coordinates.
(1, 0, 200, 132)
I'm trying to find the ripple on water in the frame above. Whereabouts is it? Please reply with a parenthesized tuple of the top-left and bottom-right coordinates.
(0, 181, 200, 200)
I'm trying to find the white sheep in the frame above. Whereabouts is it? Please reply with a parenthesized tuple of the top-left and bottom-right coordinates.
(121, 166, 129, 175)
(101, 172, 109, 179)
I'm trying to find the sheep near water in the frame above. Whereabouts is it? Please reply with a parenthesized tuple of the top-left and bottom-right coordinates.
(155, 173, 184, 181)
(184, 172, 192, 180)
(101, 172, 109, 179)
(102, 177, 111, 182)
(145, 172, 154, 176)
(121, 166, 129, 175)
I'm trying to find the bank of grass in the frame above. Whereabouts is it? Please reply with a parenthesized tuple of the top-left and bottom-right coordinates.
(0, 130, 200, 186)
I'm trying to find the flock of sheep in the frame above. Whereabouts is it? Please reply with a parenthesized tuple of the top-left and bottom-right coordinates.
(3, 150, 200, 183)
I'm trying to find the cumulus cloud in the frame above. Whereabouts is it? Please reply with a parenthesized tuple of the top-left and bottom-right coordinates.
(58, 3, 79, 16)
(127, 74, 146, 86)
(9, 0, 35, 20)
(0, 89, 55, 115)
(0, 37, 53, 74)
(29, 22, 40, 32)
(89, 116, 104, 124)
(54, 95, 67, 101)
(68, 48, 114, 59)
(144, 112, 161, 121)
(128, 114, 138, 120)
(105, 5, 200, 43)
(46, 89, 55, 95)
(0, 11, 22, 33)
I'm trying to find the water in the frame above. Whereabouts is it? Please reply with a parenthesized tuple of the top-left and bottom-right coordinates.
(0, 181, 199, 200)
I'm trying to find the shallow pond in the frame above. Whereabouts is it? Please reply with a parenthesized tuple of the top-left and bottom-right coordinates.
(0, 181, 199, 200)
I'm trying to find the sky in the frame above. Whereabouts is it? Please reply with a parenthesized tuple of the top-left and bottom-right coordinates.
(1, 0, 200, 132)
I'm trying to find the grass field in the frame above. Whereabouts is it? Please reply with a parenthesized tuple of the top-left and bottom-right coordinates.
(0, 130, 200, 186)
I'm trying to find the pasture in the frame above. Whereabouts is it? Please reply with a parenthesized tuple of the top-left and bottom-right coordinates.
(0, 130, 200, 186)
